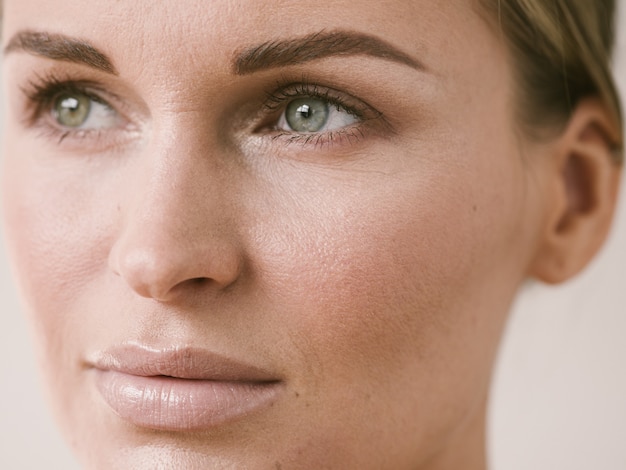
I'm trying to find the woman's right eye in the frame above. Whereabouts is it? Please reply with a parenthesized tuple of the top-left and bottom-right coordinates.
(52, 92, 119, 130)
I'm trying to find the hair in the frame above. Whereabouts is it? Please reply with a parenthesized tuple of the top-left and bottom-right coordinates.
(479, 0, 624, 162)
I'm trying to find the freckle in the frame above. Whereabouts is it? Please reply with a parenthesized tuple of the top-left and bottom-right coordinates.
(472, 205, 478, 212)
(294, 391, 300, 398)
(275, 462, 282, 470)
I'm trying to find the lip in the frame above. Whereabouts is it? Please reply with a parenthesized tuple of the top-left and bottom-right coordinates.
(89, 344, 283, 431)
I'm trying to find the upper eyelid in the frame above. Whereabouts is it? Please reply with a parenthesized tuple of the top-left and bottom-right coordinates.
(265, 82, 369, 113)
(25, 74, 101, 101)
(22, 71, 372, 115)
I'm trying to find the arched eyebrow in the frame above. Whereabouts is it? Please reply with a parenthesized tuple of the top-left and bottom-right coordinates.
(4, 30, 118, 75)
(233, 30, 424, 75)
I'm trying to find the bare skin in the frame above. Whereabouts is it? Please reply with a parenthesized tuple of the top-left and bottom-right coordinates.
(1, 0, 620, 469)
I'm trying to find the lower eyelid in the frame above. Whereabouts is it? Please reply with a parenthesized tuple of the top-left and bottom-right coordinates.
(269, 123, 368, 149)
(23, 108, 137, 152)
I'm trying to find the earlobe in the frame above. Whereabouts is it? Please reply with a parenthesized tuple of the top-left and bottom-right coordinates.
(529, 98, 622, 284)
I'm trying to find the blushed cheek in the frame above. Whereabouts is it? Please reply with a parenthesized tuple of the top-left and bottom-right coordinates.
(254, 186, 478, 381)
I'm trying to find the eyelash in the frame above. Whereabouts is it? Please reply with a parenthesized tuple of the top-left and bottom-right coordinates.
(20, 73, 384, 150)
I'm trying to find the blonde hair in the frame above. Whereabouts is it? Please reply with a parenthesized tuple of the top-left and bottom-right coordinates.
(480, 0, 623, 162)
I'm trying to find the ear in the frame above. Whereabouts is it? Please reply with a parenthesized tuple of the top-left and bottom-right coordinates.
(529, 98, 623, 284)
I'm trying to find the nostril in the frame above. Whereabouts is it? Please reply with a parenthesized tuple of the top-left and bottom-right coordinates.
(190, 277, 210, 287)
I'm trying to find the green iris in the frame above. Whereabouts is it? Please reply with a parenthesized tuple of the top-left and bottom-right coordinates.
(53, 93, 92, 128)
(285, 98, 330, 133)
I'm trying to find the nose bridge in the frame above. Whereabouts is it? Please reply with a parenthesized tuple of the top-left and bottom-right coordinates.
(109, 113, 243, 300)
(137, 111, 230, 245)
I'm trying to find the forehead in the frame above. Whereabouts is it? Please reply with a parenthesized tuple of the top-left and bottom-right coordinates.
(1, 0, 493, 77)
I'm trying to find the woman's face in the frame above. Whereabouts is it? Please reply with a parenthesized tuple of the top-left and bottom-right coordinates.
(1, 0, 553, 468)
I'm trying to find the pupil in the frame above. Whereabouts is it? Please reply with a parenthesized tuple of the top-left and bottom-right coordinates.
(296, 104, 312, 119)
(285, 98, 329, 133)
(62, 97, 80, 113)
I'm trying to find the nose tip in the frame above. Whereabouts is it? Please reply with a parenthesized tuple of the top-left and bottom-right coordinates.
(110, 248, 178, 300)
(108, 236, 243, 302)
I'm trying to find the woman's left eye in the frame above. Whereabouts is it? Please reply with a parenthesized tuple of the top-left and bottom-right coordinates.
(276, 96, 359, 134)
(52, 91, 119, 130)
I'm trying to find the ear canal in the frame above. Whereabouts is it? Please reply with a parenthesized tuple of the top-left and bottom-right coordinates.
(556, 152, 594, 232)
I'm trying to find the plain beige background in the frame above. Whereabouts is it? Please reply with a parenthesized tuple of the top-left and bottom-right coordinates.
(1, 4, 625, 469)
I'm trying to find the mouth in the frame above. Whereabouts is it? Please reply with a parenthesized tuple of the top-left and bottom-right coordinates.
(88, 344, 283, 431)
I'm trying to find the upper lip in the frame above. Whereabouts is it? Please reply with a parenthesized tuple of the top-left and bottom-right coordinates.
(87, 343, 280, 382)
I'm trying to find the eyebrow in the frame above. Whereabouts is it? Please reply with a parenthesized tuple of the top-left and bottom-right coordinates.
(3, 30, 421, 78)
(4, 30, 118, 75)
(234, 30, 423, 75)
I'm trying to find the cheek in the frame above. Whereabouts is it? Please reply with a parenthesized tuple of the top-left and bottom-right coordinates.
(256, 147, 525, 348)
(249, 150, 528, 455)
(258, 190, 469, 373)
(1, 140, 116, 371)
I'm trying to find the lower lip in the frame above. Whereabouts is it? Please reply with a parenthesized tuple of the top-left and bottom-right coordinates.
(94, 370, 282, 431)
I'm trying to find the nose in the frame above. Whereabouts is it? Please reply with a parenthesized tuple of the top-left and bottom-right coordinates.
(108, 131, 244, 302)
